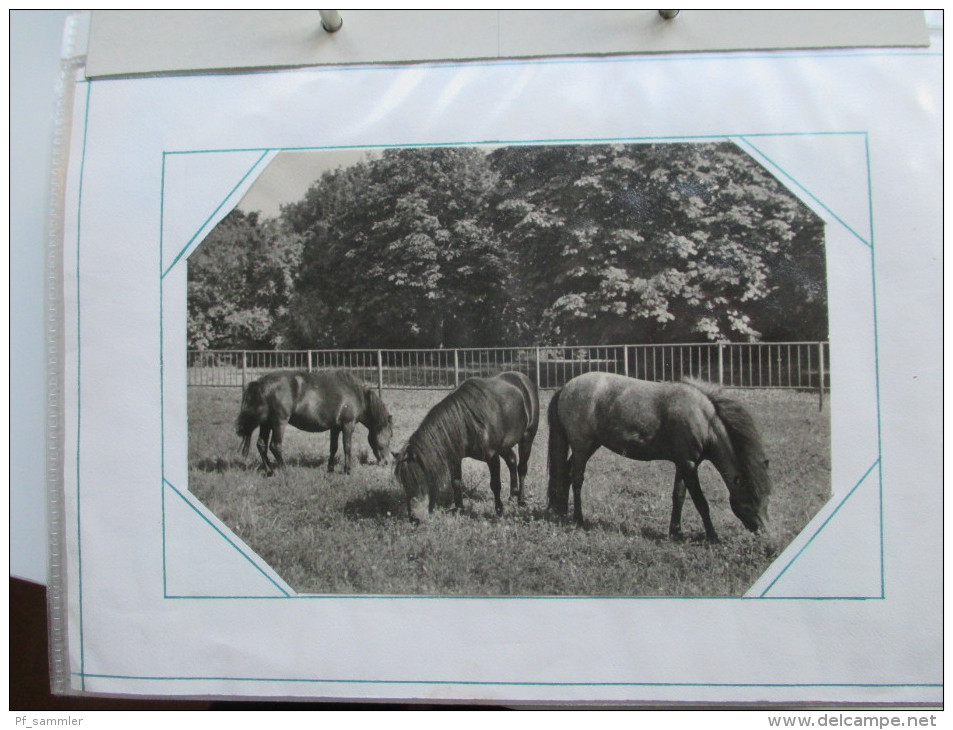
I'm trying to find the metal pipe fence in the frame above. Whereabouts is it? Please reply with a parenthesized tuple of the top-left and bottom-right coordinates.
(187, 341, 829, 403)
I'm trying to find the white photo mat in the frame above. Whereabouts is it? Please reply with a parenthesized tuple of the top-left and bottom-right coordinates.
(57, 42, 941, 703)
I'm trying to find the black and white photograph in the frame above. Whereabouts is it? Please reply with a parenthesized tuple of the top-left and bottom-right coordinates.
(186, 141, 832, 597)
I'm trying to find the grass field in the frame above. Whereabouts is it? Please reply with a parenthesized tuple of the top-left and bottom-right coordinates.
(188, 384, 830, 596)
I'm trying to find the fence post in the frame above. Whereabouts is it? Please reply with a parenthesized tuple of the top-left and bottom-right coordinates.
(241, 351, 247, 390)
(818, 341, 825, 411)
(453, 349, 460, 389)
(308, 350, 313, 372)
(623, 345, 629, 377)
(377, 350, 384, 397)
(718, 343, 724, 386)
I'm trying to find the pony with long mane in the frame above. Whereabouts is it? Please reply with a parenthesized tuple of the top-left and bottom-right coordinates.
(394, 371, 539, 522)
(547, 372, 771, 541)
(235, 369, 393, 475)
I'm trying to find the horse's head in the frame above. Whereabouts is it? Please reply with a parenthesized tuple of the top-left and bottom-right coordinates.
(701, 390, 773, 536)
(725, 456, 772, 534)
(368, 414, 393, 466)
(393, 445, 430, 523)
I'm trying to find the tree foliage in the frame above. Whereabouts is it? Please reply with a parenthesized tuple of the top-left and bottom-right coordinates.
(187, 143, 827, 350)
(187, 210, 302, 349)
(282, 148, 514, 348)
(489, 143, 826, 343)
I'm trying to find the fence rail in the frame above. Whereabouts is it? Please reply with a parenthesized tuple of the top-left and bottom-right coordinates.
(187, 342, 829, 405)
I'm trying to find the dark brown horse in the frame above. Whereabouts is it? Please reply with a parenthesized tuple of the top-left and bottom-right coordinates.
(394, 371, 539, 522)
(547, 372, 771, 541)
(236, 369, 393, 475)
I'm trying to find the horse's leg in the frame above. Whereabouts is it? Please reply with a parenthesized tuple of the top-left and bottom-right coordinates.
(547, 454, 574, 516)
(269, 423, 286, 471)
(257, 425, 273, 475)
(341, 422, 355, 474)
(488, 455, 504, 516)
(451, 461, 464, 511)
(328, 427, 340, 473)
(558, 455, 573, 515)
(669, 467, 687, 540)
(516, 437, 534, 507)
(501, 447, 519, 501)
(684, 466, 719, 543)
(570, 450, 592, 525)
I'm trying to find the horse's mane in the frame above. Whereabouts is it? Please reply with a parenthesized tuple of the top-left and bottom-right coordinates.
(363, 386, 391, 429)
(397, 379, 497, 497)
(683, 378, 771, 501)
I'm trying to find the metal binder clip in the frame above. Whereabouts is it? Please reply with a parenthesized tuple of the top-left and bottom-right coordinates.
(319, 10, 343, 33)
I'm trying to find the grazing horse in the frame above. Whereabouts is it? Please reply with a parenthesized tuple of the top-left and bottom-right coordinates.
(547, 372, 771, 541)
(235, 369, 393, 476)
(394, 371, 539, 522)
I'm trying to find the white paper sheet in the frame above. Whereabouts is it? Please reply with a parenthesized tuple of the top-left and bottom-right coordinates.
(56, 36, 942, 703)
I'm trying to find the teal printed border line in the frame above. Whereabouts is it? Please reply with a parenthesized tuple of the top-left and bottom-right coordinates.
(159, 149, 282, 598)
(163, 479, 292, 597)
(73, 80, 93, 693)
(737, 136, 872, 248)
(864, 133, 886, 600)
(729, 132, 886, 599)
(163, 130, 865, 158)
(757, 460, 880, 597)
(65, 45, 919, 688)
(74, 672, 940, 690)
(160, 150, 271, 279)
(160, 131, 884, 602)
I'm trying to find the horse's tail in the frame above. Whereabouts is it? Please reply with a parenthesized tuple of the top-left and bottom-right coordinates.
(235, 380, 264, 457)
(546, 387, 571, 513)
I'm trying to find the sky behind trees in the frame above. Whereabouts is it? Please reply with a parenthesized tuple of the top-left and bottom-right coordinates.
(237, 149, 378, 218)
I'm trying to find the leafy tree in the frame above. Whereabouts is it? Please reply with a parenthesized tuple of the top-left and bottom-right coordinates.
(489, 142, 827, 344)
(283, 148, 514, 348)
(187, 210, 302, 349)
(188, 142, 828, 351)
